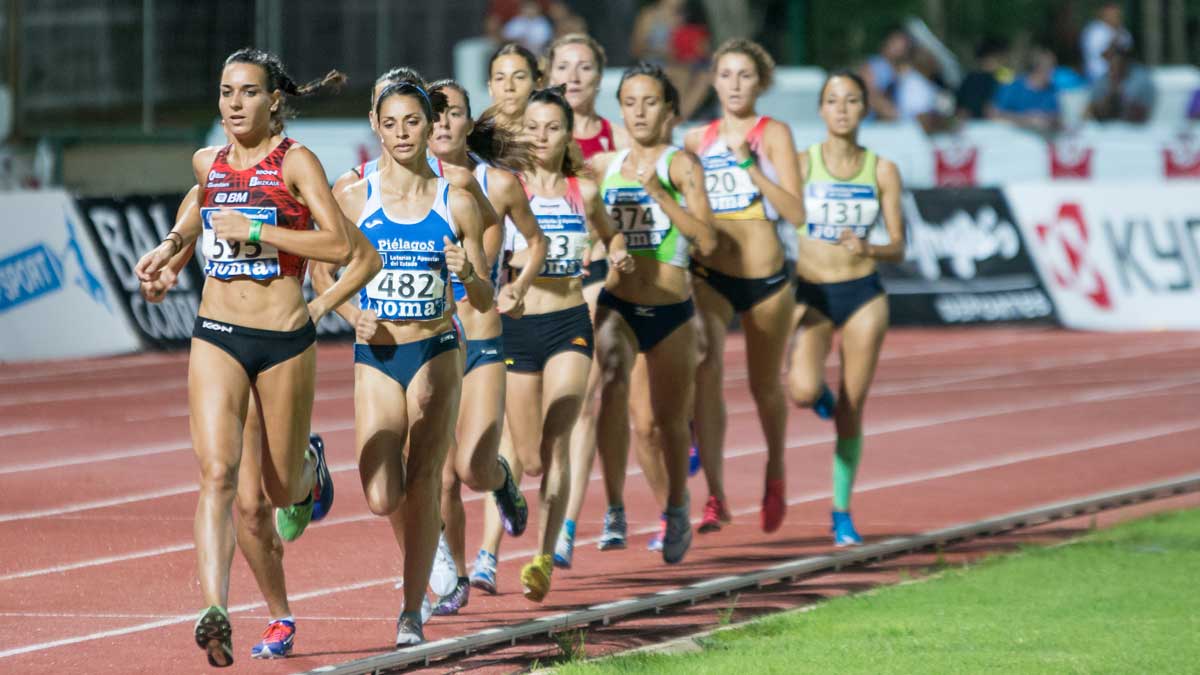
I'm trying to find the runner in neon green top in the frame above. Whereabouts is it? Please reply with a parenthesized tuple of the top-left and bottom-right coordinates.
(787, 70, 907, 548)
(588, 62, 717, 565)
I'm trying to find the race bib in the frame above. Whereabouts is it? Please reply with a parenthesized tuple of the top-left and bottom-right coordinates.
(606, 187, 671, 252)
(539, 214, 589, 277)
(200, 207, 281, 279)
(702, 154, 759, 213)
(364, 269, 446, 321)
(805, 183, 879, 242)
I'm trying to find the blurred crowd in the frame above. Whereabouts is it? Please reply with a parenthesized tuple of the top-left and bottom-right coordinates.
(486, 0, 1200, 136)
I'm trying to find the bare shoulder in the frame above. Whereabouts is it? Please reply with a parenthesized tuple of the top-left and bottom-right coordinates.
(681, 124, 705, 152)
(576, 174, 600, 202)
(588, 151, 618, 178)
(191, 145, 222, 178)
(763, 118, 797, 144)
(333, 175, 367, 213)
(875, 155, 902, 188)
(332, 168, 362, 196)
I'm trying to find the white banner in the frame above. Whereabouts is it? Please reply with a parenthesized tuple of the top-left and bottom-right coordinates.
(1005, 183, 1200, 330)
(0, 190, 142, 361)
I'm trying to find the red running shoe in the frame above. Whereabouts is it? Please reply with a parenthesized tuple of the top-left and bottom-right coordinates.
(698, 495, 730, 533)
(761, 479, 786, 533)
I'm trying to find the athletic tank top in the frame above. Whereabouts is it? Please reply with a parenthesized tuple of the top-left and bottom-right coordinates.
(356, 172, 459, 321)
(576, 117, 615, 160)
(804, 144, 880, 243)
(200, 138, 311, 280)
(601, 147, 690, 269)
(507, 175, 589, 278)
(697, 116, 779, 221)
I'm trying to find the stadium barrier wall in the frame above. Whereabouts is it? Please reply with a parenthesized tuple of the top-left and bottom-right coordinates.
(0, 190, 142, 361)
(3, 181, 1194, 360)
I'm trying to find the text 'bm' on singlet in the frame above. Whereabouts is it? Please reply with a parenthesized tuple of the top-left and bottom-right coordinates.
(201, 138, 311, 280)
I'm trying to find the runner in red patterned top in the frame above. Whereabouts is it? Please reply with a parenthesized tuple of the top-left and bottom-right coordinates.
(576, 115, 616, 158)
(133, 48, 381, 668)
(201, 137, 312, 280)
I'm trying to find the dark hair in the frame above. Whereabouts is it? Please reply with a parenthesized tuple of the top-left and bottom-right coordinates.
(975, 35, 1010, 61)
(616, 61, 680, 111)
(429, 79, 532, 173)
(372, 66, 426, 107)
(527, 85, 580, 176)
(224, 48, 346, 135)
(374, 81, 447, 123)
(489, 42, 542, 83)
(818, 69, 869, 109)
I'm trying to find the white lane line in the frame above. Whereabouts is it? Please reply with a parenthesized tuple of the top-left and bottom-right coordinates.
(1, 334, 1181, 474)
(2, 422, 1195, 660)
(4, 374, 1197, 583)
(1, 373, 1194, 524)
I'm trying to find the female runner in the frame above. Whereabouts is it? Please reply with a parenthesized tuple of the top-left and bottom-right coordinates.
(134, 48, 378, 667)
(491, 86, 631, 601)
(683, 39, 804, 535)
(787, 71, 905, 546)
(488, 43, 542, 133)
(425, 78, 548, 612)
(311, 81, 492, 646)
(590, 62, 717, 564)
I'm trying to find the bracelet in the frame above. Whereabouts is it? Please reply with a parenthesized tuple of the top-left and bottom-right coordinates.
(736, 156, 756, 169)
(247, 220, 263, 244)
(161, 233, 181, 255)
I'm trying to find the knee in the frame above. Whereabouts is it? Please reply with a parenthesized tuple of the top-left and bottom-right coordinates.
(198, 460, 239, 496)
(235, 492, 274, 537)
(598, 353, 631, 394)
(787, 376, 822, 408)
(522, 455, 544, 478)
(364, 486, 402, 517)
(632, 417, 660, 448)
(749, 372, 784, 405)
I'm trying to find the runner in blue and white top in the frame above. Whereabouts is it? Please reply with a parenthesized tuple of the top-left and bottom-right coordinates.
(311, 80, 491, 648)
(424, 78, 549, 613)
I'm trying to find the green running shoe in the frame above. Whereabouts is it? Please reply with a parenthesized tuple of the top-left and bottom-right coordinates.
(275, 494, 314, 542)
(194, 605, 233, 668)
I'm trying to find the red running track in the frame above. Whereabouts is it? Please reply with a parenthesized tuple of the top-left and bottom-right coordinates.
(1, 327, 1198, 674)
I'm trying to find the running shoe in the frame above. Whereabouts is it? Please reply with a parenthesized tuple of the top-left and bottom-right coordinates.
(698, 494, 731, 534)
(194, 605, 233, 668)
(395, 615, 424, 647)
(429, 532, 458, 598)
(688, 422, 701, 476)
(813, 384, 836, 420)
(274, 495, 313, 542)
(469, 549, 498, 594)
(421, 594, 433, 623)
(520, 553, 554, 602)
(309, 434, 334, 522)
(553, 528, 574, 569)
(761, 478, 786, 533)
(598, 505, 627, 550)
(433, 578, 470, 615)
(647, 514, 667, 551)
(250, 619, 294, 659)
(662, 501, 693, 565)
(832, 510, 863, 546)
(493, 456, 529, 537)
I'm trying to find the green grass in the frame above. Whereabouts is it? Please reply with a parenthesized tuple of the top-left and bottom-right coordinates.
(557, 509, 1200, 674)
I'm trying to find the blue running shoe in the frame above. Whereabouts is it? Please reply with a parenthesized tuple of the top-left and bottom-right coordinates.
(250, 619, 294, 659)
(553, 527, 574, 569)
(309, 434, 334, 522)
(832, 510, 863, 546)
(814, 384, 836, 420)
(469, 550, 498, 594)
(687, 422, 701, 476)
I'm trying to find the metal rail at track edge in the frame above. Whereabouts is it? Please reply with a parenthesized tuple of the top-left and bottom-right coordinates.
(295, 473, 1200, 675)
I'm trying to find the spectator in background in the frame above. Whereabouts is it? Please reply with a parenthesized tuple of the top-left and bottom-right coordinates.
(547, 1, 587, 36)
(1080, 1, 1132, 82)
(859, 25, 912, 120)
(500, 0, 554, 54)
(895, 47, 956, 133)
(631, 0, 685, 66)
(988, 46, 1060, 133)
(956, 36, 1011, 119)
(670, 0, 713, 120)
(1087, 40, 1155, 123)
(1188, 89, 1200, 121)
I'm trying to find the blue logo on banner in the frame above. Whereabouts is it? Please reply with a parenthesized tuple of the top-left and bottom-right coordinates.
(0, 215, 110, 314)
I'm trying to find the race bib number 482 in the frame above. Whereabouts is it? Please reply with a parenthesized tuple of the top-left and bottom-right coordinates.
(200, 207, 281, 279)
(365, 269, 446, 320)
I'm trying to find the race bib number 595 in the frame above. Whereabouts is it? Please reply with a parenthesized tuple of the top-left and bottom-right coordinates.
(200, 207, 281, 279)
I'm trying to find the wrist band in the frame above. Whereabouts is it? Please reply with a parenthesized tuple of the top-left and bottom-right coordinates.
(247, 220, 263, 244)
(736, 156, 755, 169)
(460, 266, 477, 284)
(161, 237, 180, 255)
